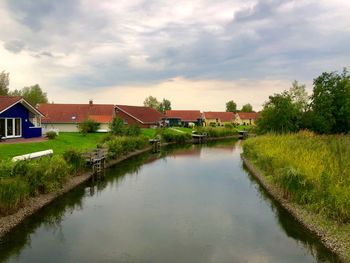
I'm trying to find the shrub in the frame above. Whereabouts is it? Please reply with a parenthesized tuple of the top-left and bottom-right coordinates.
(78, 119, 100, 134)
(110, 117, 125, 136)
(63, 149, 86, 175)
(99, 133, 116, 143)
(195, 127, 237, 138)
(160, 129, 191, 143)
(125, 124, 141, 136)
(0, 177, 29, 214)
(104, 136, 149, 160)
(46, 131, 57, 140)
(224, 123, 234, 129)
(0, 160, 14, 178)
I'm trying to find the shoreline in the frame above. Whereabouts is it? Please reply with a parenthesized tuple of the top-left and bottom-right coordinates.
(0, 135, 239, 238)
(242, 156, 348, 263)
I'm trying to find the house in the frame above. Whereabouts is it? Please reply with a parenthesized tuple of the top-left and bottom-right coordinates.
(115, 105, 164, 128)
(0, 96, 44, 139)
(38, 100, 114, 132)
(165, 110, 203, 126)
(235, 112, 259, 125)
(203, 111, 234, 127)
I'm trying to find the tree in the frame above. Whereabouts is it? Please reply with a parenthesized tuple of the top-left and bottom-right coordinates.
(9, 84, 48, 106)
(158, 98, 171, 113)
(0, 71, 9, 96)
(310, 69, 350, 134)
(256, 92, 300, 134)
(109, 117, 125, 135)
(143, 96, 160, 110)
(289, 80, 309, 112)
(226, 100, 237, 112)
(241, 103, 253, 112)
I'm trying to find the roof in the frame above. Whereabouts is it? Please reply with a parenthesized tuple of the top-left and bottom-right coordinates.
(203, 111, 234, 122)
(115, 105, 164, 124)
(237, 112, 259, 120)
(0, 96, 44, 116)
(165, 110, 202, 122)
(38, 103, 114, 123)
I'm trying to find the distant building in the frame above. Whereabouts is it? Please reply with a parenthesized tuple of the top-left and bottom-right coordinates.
(38, 100, 114, 132)
(235, 112, 259, 125)
(0, 96, 43, 139)
(203, 111, 234, 127)
(115, 105, 164, 128)
(165, 110, 203, 126)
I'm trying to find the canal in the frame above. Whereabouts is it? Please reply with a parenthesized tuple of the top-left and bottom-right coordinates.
(0, 140, 341, 262)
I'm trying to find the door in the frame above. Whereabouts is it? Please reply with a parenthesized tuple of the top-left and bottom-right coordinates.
(2, 118, 21, 138)
(7, 119, 14, 137)
(0, 119, 4, 138)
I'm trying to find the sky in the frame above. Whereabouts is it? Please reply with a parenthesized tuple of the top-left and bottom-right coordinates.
(0, 0, 349, 111)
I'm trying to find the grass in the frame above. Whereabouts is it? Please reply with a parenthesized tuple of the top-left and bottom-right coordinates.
(171, 127, 194, 134)
(243, 131, 350, 223)
(0, 133, 105, 160)
(140, 128, 158, 138)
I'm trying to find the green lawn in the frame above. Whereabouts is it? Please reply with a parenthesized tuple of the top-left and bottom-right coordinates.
(171, 127, 194, 134)
(141, 128, 158, 138)
(0, 133, 105, 160)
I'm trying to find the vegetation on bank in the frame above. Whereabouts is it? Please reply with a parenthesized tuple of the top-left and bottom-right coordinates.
(243, 131, 350, 223)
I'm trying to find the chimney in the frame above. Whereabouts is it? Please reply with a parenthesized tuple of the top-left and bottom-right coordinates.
(89, 99, 93, 106)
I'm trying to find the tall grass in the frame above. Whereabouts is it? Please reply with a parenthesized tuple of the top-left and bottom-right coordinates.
(195, 127, 238, 138)
(243, 131, 350, 222)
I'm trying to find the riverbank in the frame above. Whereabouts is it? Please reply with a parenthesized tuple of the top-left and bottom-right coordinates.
(241, 132, 350, 262)
(0, 135, 240, 238)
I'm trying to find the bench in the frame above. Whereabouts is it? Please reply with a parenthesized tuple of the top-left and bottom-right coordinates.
(12, 150, 54, 162)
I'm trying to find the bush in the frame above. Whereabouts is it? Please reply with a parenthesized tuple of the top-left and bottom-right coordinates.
(0, 160, 14, 178)
(63, 149, 86, 175)
(0, 177, 29, 214)
(224, 123, 234, 129)
(160, 129, 191, 143)
(46, 131, 57, 140)
(195, 127, 237, 138)
(104, 136, 149, 160)
(78, 119, 100, 134)
(125, 124, 141, 136)
(110, 117, 125, 136)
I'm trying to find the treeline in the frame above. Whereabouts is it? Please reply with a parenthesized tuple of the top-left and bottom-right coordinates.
(0, 70, 48, 106)
(257, 69, 350, 134)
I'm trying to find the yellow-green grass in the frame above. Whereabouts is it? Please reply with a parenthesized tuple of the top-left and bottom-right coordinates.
(243, 131, 350, 223)
(0, 133, 105, 160)
(140, 128, 158, 138)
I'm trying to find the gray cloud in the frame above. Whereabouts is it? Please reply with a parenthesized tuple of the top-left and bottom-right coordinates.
(3, 39, 25, 53)
(1, 0, 350, 90)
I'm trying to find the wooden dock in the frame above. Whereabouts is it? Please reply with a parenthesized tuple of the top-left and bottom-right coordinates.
(83, 148, 108, 175)
(149, 137, 161, 152)
(192, 133, 208, 143)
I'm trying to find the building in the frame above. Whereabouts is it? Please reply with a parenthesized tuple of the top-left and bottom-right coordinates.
(235, 112, 259, 125)
(115, 105, 164, 128)
(38, 100, 114, 132)
(165, 110, 203, 126)
(0, 96, 43, 139)
(203, 111, 234, 127)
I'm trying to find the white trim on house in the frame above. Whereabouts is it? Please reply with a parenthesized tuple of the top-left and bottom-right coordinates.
(0, 118, 22, 138)
(0, 98, 44, 117)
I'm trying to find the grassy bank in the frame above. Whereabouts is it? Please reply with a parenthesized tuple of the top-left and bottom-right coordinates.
(0, 136, 149, 216)
(242, 131, 350, 260)
(0, 133, 105, 160)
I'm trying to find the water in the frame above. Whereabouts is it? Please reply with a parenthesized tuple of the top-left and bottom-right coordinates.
(0, 140, 341, 262)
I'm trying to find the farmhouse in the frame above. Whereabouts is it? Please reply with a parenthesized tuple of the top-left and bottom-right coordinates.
(0, 96, 43, 139)
(115, 105, 164, 128)
(38, 100, 114, 132)
(203, 111, 234, 127)
(165, 110, 202, 126)
(235, 112, 259, 125)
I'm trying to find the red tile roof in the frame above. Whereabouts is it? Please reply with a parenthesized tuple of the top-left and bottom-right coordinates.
(0, 96, 22, 113)
(116, 105, 164, 124)
(165, 110, 202, 122)
(38, 103, 114, 123)
(237, 112, 259, 120)
(203, 111, 234, 122)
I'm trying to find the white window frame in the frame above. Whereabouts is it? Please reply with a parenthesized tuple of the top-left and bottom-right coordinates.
(0, 118, 22, 138)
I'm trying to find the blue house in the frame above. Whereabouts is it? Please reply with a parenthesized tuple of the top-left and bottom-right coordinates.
(0, 96, 44, 139)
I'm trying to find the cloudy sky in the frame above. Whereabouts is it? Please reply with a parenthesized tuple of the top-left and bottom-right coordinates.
(0, 0, 349, 110)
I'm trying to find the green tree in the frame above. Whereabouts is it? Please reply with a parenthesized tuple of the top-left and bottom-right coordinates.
(0, 71, 9, 96)
(241, 103, 253, 112)
(226, 100, 237, 112)
(9, 84, 48, 106)
(158, 98, 171, 113)
(310, 69, 350, 134)
(289, 80, 309, 112)
(143, 96, 160, 110)
(256, 92, 300, 133)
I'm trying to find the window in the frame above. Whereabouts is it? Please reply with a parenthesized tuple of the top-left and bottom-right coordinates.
(123, 119, 128, 124)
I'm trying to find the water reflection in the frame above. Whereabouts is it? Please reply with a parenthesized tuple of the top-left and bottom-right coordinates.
(0, 140, 341, 263)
